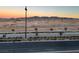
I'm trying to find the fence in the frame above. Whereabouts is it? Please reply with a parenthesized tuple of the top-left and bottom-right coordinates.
(0, 30, 79, 41)
(27, 30, 79, 41)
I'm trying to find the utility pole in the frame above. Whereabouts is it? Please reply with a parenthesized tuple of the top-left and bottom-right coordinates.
(25, 6, 27, 39)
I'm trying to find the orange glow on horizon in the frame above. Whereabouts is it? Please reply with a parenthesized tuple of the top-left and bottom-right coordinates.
(0, 9, 24, 18)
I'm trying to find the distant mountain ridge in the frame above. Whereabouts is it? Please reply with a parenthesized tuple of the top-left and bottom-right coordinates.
(0, 16, 79, 22)
(27, 16, 79, 21)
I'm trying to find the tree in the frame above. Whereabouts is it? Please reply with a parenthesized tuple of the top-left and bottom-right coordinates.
(50, 28, 53, 31)
(34, 28, 38, 36)
(64, 27, 67, 31)
(11, 29, 15, 32)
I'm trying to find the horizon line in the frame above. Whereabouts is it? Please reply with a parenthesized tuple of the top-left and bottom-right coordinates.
(0, 16, 79, 19)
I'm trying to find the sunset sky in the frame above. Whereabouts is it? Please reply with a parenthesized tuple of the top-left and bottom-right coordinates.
(27, 6, 79, 18)
(0, 6, 79, 18)
(0, 6, 25, 18)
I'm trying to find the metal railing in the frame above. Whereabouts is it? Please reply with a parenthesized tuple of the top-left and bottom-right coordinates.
(26, 30, 79, 41)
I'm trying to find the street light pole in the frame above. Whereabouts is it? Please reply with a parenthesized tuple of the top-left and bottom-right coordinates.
(25, 7, 27, 39)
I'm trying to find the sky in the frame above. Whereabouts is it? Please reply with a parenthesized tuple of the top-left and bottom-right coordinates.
(27, 6, 79, 18)
(0, 6, 25, 18)
(0, 6, 79, 18)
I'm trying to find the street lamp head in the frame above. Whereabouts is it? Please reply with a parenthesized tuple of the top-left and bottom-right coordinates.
(25, 7, 27, 11)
